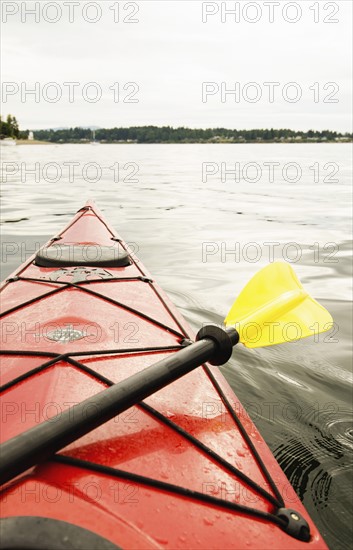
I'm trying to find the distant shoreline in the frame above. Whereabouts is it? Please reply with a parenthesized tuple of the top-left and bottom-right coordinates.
(15, 139, 51, 145)
(30, 126, 352, 145)
(2, 119, 351, 144)
(14, 139, 352, 145)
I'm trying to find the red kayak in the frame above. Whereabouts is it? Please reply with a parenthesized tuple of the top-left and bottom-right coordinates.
(0, 203, 328, 549)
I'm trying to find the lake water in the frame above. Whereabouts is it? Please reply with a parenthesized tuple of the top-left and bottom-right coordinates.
(1, 143, 352, 549)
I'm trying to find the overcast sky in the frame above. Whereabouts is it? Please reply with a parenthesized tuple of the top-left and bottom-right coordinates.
(1, 0, 352, 131)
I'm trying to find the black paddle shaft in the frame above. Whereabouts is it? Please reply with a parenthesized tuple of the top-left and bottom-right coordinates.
(0, 326, 238, 486)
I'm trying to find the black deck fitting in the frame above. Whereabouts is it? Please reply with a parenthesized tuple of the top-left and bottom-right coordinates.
(276, 508, 310, 542)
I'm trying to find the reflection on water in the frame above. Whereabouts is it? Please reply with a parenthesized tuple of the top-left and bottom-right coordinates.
(1, 143, 352, 549)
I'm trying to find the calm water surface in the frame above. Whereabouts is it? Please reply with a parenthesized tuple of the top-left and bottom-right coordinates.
(1, 143, 352, 549)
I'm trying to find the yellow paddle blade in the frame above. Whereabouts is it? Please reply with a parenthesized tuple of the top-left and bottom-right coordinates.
(225, 262, 333, 348)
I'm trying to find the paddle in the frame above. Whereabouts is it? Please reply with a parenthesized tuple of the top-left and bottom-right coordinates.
(0, 262, 332, 486)
(225, 261, 333, 347)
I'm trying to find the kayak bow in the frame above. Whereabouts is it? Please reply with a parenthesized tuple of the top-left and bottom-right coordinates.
(0, 203, 329, 549)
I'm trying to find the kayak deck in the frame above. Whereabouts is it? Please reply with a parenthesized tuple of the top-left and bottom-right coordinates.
(0, 204, 327, 549)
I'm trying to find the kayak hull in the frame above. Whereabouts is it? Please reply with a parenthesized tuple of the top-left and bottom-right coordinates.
(0, 203, 328, 549)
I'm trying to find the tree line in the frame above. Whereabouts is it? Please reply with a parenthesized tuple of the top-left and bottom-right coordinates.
(1, 118, 351, 143)
(33, 126, 352, 143)
(0, 115, 20, 139)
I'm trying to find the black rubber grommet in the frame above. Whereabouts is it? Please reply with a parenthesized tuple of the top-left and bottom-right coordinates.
(6, 277, 19, 283)
(276, 508, 311, 542)
(180, 338, 193, 347)
(196, 325, 237, 366)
